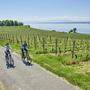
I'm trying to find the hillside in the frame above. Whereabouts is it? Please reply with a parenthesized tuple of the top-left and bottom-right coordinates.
(0, 26, 90, 90)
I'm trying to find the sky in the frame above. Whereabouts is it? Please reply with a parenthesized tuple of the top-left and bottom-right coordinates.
(0, 0, 90, 22)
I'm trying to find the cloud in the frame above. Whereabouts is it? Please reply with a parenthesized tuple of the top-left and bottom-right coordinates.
(24, 16, 90, 23)
(1, 15, 90, 22)
(47, 16, 90, 21)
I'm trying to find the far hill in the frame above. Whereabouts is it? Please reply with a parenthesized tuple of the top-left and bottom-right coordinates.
(0, 26, 90, 40)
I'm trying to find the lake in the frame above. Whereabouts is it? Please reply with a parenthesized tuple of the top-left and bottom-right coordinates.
(29, 22, 90, 34)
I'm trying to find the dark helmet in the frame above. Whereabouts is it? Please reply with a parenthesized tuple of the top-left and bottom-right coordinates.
(24, 41, 26, 43)
(6, 43, 9, 46)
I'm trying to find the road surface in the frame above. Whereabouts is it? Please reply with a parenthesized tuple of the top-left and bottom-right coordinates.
(0, 47, 80, 90)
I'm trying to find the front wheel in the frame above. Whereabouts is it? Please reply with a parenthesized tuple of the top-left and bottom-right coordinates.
(9, 54, 15, 68)
(27, 54, 32, 64)
(10, 58, 14, 66)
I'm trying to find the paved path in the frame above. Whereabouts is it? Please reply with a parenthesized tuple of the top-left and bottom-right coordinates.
(0, 47, 80, 90)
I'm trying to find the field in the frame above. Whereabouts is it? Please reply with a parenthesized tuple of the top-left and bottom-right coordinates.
(0, 26, 90, 90)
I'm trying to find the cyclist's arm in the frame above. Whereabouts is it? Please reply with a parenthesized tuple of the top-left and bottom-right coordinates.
(4, 46, 7, 51)
(9, 45, 12, 52)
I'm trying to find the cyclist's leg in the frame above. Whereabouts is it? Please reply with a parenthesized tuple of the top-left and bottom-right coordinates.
(9, 54, 14, 66)
(5, 51, 9, 64)
(5, 53, 10, 68)
(26, 51, 32, 64)
(21, 49, 25, 59)
(26, 50, 28, 57)
(6, 55, 9, 65)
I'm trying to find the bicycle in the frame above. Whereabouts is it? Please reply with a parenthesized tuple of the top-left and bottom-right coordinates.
(21, 50, 32, 66)
(5, 50, 14, 68)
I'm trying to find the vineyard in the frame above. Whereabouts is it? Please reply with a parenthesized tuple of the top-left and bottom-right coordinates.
(0, 26, 90, 90)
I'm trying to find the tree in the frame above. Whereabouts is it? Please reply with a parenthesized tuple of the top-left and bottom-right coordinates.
(69, 28, 77, 58)
(14, 20, 18, 26)
(0, 21, 3, 26)
(18, 22, 23, 26)
(73, 28, 77, 33)
(0, 20, 24, 26)
(69, 29, 73, 33)
(69, 28, 77, 33)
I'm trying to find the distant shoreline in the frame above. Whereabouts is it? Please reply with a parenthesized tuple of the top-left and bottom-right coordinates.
(35, 22, 90, 24)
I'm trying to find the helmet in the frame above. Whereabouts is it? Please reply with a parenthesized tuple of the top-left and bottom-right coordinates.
(6, 43, 9, 46)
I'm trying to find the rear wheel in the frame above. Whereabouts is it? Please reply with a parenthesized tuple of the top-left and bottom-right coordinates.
(26, 53, 32, 64)
(6, 53, 14, 68)
(10, 58, 14, 66)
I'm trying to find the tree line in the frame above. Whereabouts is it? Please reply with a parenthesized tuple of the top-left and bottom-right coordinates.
(0, 20, 24, 26)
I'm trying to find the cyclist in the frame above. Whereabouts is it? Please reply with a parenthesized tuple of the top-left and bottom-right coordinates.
(4, 43, 14, 68)
(21, 41, 32, 65)
(21, 41, 28, 59)
(5, 43, 11, 59)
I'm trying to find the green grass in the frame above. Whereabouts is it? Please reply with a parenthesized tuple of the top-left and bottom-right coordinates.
(0, 26, 90, 90)
(32, 54, 90, 90)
